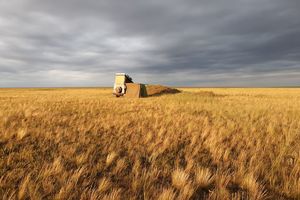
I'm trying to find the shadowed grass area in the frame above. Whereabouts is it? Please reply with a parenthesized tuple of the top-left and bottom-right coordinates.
(0, 88, 299, 199)
(146, 85, 181, 96)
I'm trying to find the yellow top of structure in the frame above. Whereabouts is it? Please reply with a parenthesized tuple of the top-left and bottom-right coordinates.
(114, 73, 133, 85)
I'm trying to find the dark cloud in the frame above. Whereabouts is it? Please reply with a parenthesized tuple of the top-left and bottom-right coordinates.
(0, 0, 299, 87)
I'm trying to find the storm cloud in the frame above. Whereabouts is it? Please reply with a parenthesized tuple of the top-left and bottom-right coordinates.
(0, 0, 299, 87)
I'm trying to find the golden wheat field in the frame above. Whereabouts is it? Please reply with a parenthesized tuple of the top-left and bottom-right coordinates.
(0, 88, 299, 200)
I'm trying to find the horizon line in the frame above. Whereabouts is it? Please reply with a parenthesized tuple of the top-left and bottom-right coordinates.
(0, 86, 300, 89)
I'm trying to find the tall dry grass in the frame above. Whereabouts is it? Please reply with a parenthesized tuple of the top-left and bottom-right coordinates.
(0, 87, 299, 199)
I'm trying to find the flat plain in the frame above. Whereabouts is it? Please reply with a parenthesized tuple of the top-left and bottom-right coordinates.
(0, 88, 299, 200)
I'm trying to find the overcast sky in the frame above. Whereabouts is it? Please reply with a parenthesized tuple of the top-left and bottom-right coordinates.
(0, 0, 299, 87)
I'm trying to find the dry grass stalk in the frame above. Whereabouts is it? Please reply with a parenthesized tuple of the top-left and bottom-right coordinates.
(106, 152, 118, 167)
(102, 188, 122, 200)
(17, 128, 28, 140)
(158, 188, 177, 200)
(18, 175, 31, 200)
(98, 177, 111, 193)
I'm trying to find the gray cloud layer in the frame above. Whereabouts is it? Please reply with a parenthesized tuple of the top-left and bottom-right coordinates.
(0, 0, 299, 87)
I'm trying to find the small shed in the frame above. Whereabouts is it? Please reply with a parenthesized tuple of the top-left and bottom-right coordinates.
(113, 73, 147, 98)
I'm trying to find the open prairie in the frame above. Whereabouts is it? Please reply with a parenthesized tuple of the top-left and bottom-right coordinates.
(0, 88, 299, 200)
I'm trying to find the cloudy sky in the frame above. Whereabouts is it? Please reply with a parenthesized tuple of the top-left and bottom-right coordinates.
(0, 0, 299, 87)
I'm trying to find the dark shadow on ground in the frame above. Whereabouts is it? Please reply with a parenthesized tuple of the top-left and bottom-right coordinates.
(146, 85, 181, 97)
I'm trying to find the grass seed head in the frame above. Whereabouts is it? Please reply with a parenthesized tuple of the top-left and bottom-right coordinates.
(195, 167, 214, 188)
(172, 169, 189, 189)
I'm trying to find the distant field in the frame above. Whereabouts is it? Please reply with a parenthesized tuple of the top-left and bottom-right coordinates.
(0, 88, 299, 199)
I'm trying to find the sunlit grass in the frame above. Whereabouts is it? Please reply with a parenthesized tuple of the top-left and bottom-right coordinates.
(0, 87, 299, 199)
